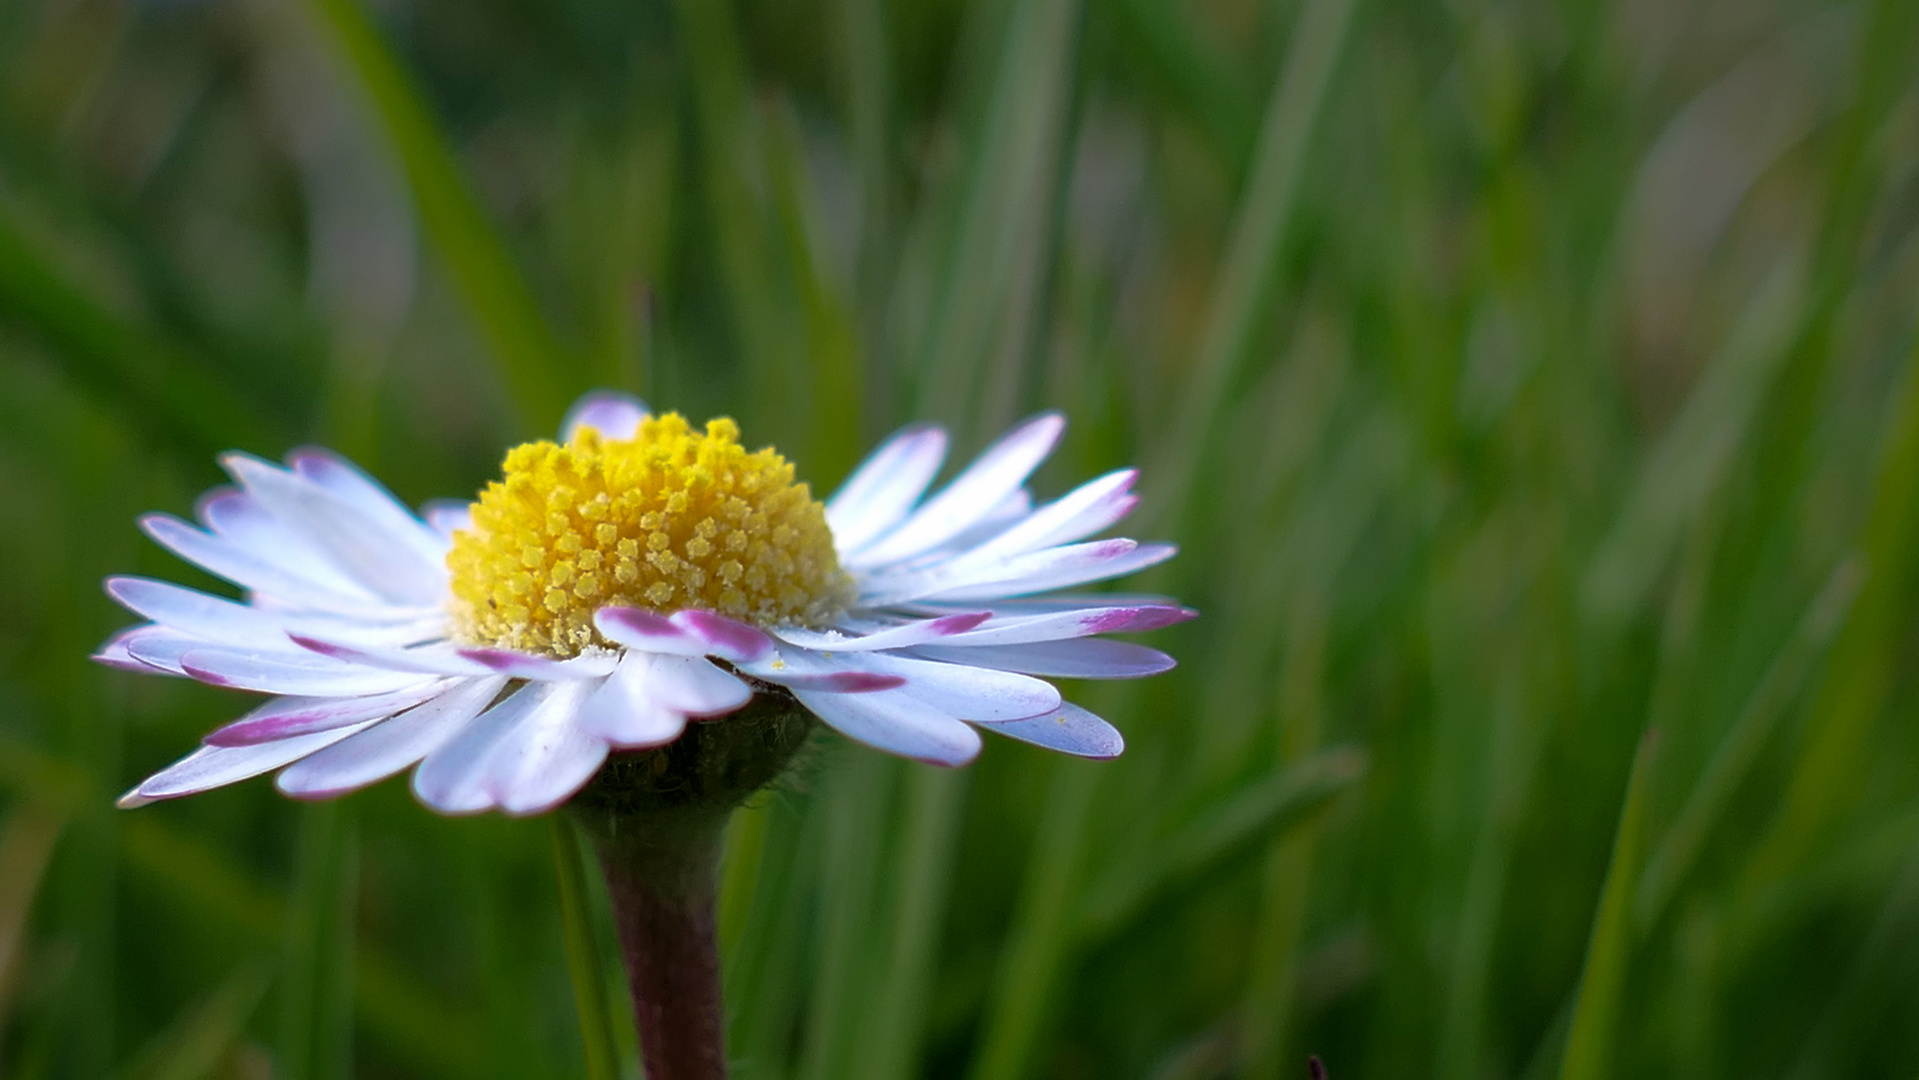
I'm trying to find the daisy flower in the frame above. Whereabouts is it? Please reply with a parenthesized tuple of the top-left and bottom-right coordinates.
(100, 391, 1190, 816)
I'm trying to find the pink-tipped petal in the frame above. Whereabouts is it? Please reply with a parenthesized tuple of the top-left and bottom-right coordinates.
(775, 612, 992, 653)
(670, 610, 776, 663)
(880, 540, 1178, 605)
(275, 677, 507, 799)
(141, 513, 381, 611)
(118, 722, 380, 808)
(454, 647, 618, 680)
(291, 636, 491, 676)
(931, 604, 1196, 648)
(205, 682, 450, 746)
(944, 469, 1139, 566)
(94, 628, 186, 676)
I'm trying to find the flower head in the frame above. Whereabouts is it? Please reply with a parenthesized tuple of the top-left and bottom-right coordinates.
(101, 392, 1190, 816)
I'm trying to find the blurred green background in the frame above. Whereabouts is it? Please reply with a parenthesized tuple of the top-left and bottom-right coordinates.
(4, 0, 1919, 1076)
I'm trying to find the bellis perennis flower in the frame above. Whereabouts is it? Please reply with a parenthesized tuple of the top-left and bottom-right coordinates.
(99, 391, 1191, 816)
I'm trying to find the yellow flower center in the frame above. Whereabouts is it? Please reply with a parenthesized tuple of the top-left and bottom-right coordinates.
(447, 413, 851, 657)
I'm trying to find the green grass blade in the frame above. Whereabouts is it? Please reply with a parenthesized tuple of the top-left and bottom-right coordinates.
(0, 210, 278, 456)
(552, 817, 621, 1080)
(854, 767, 969, 1080)
(1580, 264, 1805, 625)
(1146, 0, 1361, 527)
(1559, 730, 1657, 1080)
(303, 0, 571, 432)
(798, 750, 896, 1080)
(277, 802, 357, 1080)
(1075, 746, 1368, 944)
(114, 962, 273, 1080)
(0, 803, 63, 1022)
(912, 0, 1083, 429)
(1634, 558, 1861, 928)
(964, 758, 1100, 1080)
(1748, 345, 1919, 887)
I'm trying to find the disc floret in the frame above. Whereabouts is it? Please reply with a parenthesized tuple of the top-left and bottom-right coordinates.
(448, 413, 851, 657)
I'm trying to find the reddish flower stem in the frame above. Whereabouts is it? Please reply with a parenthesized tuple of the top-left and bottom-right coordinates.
(586, 811, 731, 1080)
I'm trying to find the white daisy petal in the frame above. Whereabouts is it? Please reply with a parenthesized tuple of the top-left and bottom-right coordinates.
(290, 636, 492, 676)
(412, 681, 559, 813)
(454, 647, 620, 680)
(204, 681, 452, 746)
(774, 612, 991, 652)
(142, 513, 382, 611)
(907, 638, 1176, 679)
(118, 721, 380, 808)
(94, 627, 186, 675)
(645, 655, 754, 716)
(421, 500, 474, 539)
(479, 680, 609, 817)
(827, 423, 949, 552)
(890, 540, 1179, 605)
(221, 453, 443, 606)
(562, 390, 649, 442)
(276, 677, 508, 799)
(928, 604, 1196, 648)
(848, 412, 1063, 568)
(106, 577, 280, 644)
(756, 651, 1059, 722)
(981, 702, 1124, 758)
(288, 448, 451, 565)
(944, 469, 1139, 567)
(123, 627, 267, 675)
(574, 654, 690, 748)
(792, 686, 982, 766)
(903, 592, 1179, 615)
(178, 647, 434, 696)
(195, 489, 384, 602)
(594, 607, 776, 664)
